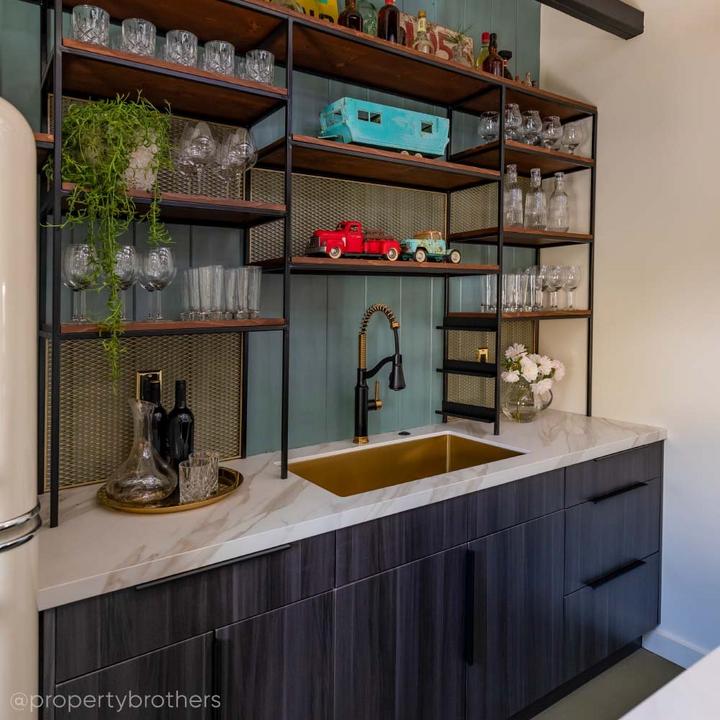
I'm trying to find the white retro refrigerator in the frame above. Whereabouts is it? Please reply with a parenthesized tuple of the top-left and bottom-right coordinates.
(0, 97, 40, 716)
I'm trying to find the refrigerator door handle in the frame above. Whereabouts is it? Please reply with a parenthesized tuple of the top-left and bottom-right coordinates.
(0, 505, 41, 554)
(0, 503, 40, 533)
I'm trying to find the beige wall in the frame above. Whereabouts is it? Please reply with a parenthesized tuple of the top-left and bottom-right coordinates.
(541, 1, 720, 666)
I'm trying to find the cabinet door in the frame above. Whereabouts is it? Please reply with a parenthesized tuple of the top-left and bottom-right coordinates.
(215, 592, 333, 720)
(334, 547, 467, 720)
(467, 512, 565, 720)
(54, 634, 213, 720)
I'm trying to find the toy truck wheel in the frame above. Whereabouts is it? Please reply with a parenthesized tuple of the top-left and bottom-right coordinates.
(328, 246, 342, 259)
(413, 248, 428, 263)
(386, 247, 399, 261)
(448, 249, 462, 264)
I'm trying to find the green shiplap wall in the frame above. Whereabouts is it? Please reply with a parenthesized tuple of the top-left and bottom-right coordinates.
(0, 0, 540, 455)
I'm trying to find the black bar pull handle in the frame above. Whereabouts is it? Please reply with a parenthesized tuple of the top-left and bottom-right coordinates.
(135, 544, 292, 591)
(589, 481, 647, 504)
(465, 548, 476, 666)
(587, 559, 645, 590)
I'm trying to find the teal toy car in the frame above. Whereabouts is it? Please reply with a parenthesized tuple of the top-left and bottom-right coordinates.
(401, 232, 461, 264)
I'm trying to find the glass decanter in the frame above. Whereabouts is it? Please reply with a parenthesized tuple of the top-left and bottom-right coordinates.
(105, 399, 178, 505)
(524, 168, 547, 230)
(547, 171, 570, 232)
(503, 163, 524, 227)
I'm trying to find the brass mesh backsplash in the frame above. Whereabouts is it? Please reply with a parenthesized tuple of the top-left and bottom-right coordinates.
(248, 169, 447, 263)
(45, 334, 243, 490)
(449, 178, 532, 235)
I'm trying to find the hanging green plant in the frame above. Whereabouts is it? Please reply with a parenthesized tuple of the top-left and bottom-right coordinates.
(44, 94, 172, 382)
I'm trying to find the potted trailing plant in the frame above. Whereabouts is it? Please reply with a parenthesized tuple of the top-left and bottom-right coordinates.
(501, 343, 565, 422)
(45, 95, 172, 381)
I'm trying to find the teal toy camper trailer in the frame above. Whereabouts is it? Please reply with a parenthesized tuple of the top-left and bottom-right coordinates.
(318, 97, 450, 157)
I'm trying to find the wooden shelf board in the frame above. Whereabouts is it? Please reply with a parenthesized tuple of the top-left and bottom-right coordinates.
(452, 140, 594, 177)
(60, 0, 288, 59)
(61, 39, 287, 126)
(59, 318, 286, 338)
(259, 135, 499, 191)
(60, 182, 286, 228)
(449, 310, 592, 321)
(450, 227, 593, 248)
(35, 132, 53, 168)
(256, 256, 500, 277)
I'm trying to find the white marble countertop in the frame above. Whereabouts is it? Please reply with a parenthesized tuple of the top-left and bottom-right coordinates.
(37, 410, 666, 611)
(621, 649, 718, 719)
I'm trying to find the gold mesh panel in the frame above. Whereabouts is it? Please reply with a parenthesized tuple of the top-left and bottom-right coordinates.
(248, 169, 447, 263)
(46, 334, 243, 490)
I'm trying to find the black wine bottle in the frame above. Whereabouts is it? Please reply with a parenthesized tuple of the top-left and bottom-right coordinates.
(167, 380, 194, 471)
(148, 379, 169, 460)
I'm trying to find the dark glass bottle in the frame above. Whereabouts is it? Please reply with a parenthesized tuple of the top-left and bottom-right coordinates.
(499, 50, 514, 80)
(147, 379, 169, 460)
(167, 380, 194, 471)
(377, 0, 401, 43)
(338, 0, 364, 31)
(482, 32, 503, 76)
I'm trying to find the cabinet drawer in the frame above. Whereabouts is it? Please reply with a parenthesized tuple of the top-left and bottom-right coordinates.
(335, 495, 468, 585)
(469, 469, 564, 540)
(565, 478, 661, 594)
(565, 443, 663, 507)
(564, 553, 660, 679)
(54, 634, 213, 719)
(55, 532, 335, 682)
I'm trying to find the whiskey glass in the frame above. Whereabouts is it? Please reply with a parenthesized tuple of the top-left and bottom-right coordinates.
(246, 49, 275, 84)
(121, 18, 156, 57)
(179, 457, 215, 504)
(72, 5, 110, 46)
(202, 40, 235, 76)
(164, 30, 198, 67)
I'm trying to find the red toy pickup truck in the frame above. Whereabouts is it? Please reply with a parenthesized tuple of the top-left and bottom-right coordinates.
(307, 221, 401, 261)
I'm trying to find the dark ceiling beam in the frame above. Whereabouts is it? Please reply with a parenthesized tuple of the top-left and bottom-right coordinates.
(537, 0, 644, 39)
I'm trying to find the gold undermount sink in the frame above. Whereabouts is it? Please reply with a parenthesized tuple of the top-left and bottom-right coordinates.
(289, 432, 524, 497)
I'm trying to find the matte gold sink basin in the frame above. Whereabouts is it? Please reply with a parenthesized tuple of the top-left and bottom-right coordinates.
(289, 433, 524, 497)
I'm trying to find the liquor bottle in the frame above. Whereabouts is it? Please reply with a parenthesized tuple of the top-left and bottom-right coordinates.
(413, 10, 433, 54)
(504, 164, 524, 228)
(147, 379, 169, 460)
(524, 168, 548, 230)
(167, 380, 194, 471)
(481, 32, 503, 76)
(377, 0, 401, 43)
(339, 0, 364, 31)
(547, 172, 570, 232)
(474, 31, 490, 70)
(358, 0, 378, 36)
(499, 50, 514, 79)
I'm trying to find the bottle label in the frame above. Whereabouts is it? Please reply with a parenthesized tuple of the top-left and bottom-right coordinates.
(418, 17, 427, 33)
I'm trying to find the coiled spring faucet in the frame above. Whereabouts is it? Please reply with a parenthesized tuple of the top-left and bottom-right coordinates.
(353, 304, 406, 444)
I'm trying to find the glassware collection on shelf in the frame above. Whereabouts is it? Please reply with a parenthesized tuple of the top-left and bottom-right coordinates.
(181, 266, 262, 322)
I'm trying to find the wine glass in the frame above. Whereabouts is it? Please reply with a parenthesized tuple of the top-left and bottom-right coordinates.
(504, 103, 523, 141)
(561, 123, 583, 154)
(545, 265, 563, 310)
(214, 128, 257, 197)
(62, 243, 95, 323)
(521, 110, 542, 145)
(139, 248, 176, 321)
(561, 265, 582, 309)
(112, 245, 139, 321)
(478, 111, 499, 144)
(175, 121, 217, 194)
(540, 116, 562, 149)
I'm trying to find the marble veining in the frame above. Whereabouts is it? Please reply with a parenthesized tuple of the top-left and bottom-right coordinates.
(37, 410, 666, 610)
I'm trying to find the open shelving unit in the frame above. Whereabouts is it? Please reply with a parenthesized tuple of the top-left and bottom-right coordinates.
(34, 0, 596, 525)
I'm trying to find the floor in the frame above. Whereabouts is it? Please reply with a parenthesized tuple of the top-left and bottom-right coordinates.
(535, 650, 683, 720)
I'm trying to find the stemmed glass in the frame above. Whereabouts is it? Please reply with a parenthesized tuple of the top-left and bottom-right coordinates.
(504, 103, 523, 141)
(112, 245, 139, 321)
(521, 111, 542, 145)
(561, 265, 582, 309)
(139, 248, 176, 321)
(62, 243, 95, 323)
(545, 265, 564, 310)
(561, 123, 583, 154)
(214, 128, 257, 197)
(175, 122, 217, 194)
(478, 111, 499, 144)
(540, 116, 563, 149)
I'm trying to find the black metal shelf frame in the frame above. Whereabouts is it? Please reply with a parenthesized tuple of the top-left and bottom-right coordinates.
(35, 0, 597, 525)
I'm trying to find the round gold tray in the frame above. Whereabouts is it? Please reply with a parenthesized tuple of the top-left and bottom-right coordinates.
(97, 467, 243, 514)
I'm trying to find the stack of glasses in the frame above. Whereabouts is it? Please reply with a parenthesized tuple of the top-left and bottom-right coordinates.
(181, 266, 262, 321)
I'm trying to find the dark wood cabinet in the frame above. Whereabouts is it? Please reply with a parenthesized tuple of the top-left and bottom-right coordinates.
(334, 547, 467, 720)
(215, 593, 334, 720)
(54, 635, 214, 720)
(467, 512, 565, 720)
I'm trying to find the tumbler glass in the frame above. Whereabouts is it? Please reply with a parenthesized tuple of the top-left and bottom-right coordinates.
(235, 56, 247, 79)
(202, 40, 235, 76)
(179, 457, 215, 504)
(246, 49, 275, 84)
(72, 5, 110, 46)
(164, 30, 198, 67)
(121, 18, 156, 57)
(246, 266, 262, 319)
(189, 450, 220, 496)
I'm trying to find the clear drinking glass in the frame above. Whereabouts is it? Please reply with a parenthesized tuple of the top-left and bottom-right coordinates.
(504, 163, 523, 227)
(561, 265, 582, 309)
(236, 267, 249, 319)
(179, 457, 215, 504)
(522, 271, 537, 312)
(524, 168, 547, 230)
(214, 128, 257, 197)
(502, 273, 520, 313)
(121, 18, 156, 57)
(224, 268, 238, 319)
(246, 266, 262, 319)
(164, 29, 198, 67)
(246, 49, 275, 84)
(189, 450, 220, 496)
(72, 4, 110, 46)
(540, 115, 562, 149)
(547, 171, 570, 232)
(113, 245, 139, 321)
(546, 265, 563, 310)
(181, 267, 201, 321)
(561, 123, 583, 154)
(235, 56, 247, 79)
(202, 40, 235, 75)
(478, 111, 499, 144)
(62, 243, 95, 323)
(504, 103, 523, 141)
(521, 110, 542, 145)
(176, 121, 217, 194)
(139, 247, 176, 321)
(198, 265, 224, 321)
